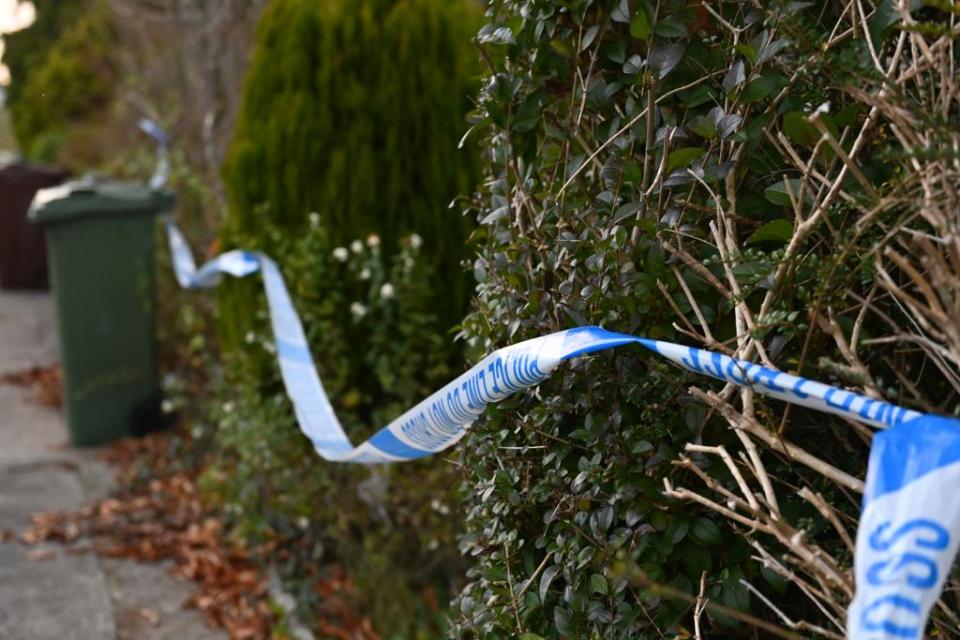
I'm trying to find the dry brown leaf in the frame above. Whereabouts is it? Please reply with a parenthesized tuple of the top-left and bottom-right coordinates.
(25, 548, 55, 562)
(0, 364, 63, 409)
(135, 607, 161, 626)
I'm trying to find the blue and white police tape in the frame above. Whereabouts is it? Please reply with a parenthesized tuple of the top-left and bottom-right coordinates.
(137, 118, 169, 190)
(847, 416, 960, 639)
(165, 220, 959, 638)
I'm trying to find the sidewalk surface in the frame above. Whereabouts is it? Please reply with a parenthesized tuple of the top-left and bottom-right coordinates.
(0, 290, 224, 640)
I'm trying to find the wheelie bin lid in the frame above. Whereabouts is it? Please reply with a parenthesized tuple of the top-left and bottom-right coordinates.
(29, 176, 174, 225)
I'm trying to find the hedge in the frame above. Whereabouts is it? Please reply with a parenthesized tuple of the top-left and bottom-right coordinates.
(5, 0, 116, 164)
(452, 1, 960, 638)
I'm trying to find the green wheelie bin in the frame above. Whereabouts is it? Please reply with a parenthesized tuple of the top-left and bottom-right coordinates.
(29, 178, 173, 446)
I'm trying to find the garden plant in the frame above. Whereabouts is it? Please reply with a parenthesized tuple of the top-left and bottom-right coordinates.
(206, 0, 484, 634)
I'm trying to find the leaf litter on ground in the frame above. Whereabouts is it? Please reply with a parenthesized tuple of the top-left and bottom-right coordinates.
(1, 364, 63, 409)
(16, 430, 379, 640)
(18, 432, 273, 638)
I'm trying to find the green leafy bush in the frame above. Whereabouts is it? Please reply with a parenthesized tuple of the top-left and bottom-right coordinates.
(451, 1, 959, 638)
(5, 0, 116, 163)
(201, 217, 464, 636)
(3, 0, 88, 125)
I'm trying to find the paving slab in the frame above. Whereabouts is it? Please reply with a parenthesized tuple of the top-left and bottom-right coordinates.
(0, 458, 116, 640)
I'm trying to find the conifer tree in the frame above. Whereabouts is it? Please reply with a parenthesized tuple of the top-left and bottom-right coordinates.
(5, 0, 115, 162)
(223, 0, 481, 328)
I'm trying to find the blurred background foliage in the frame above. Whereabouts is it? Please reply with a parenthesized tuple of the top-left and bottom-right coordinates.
(221, 0, 483, 334)
(3, 0, 483, 634)
(197, 224, 465, 637)
(5, 0, 116, 164)
(206, 0, 484, 636)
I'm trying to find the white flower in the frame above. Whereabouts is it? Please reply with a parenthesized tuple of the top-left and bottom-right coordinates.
(308, 211, 320, 228)
(332, 247, 349, 262)
(366, 234, 381, 249)
(245, 330, 256, 344)
(409, 233, 423, 249)
(222, 401, 235, 414)
(161, 399, 175, 414)
(380, 283, 395, 299)
(297, 516, 310, 530)
(359, 267, 371, 281)
(350, 239, 363, 254)
(350, 302, 367, 318)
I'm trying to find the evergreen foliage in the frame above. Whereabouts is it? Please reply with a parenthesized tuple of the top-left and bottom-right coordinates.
(222, 0, 482, 329)
(5, 0, 116, 162)
(209, 0, 483, 634)
(453, 1, 959, 638)
(3, 0, 87, 110)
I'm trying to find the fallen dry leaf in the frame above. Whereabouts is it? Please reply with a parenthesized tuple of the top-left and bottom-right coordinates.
(24, 548, 55, 562)
(135, 607, 161, 626)
(18, 428, 382, 640)
(1, 364, 63, 409)
(20, 512, 80, 544)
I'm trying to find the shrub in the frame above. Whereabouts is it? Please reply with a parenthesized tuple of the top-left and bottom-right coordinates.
(453, 1, 960, 638)
(211, 4, 483, 630)
(222, 0, 483, 331)
(201, 217, 466, 636)
(6, 0, 116, 163)
(3, 0, 88, 120)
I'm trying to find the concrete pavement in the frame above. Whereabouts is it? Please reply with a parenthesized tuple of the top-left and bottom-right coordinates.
(0, 290, 224, 640)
